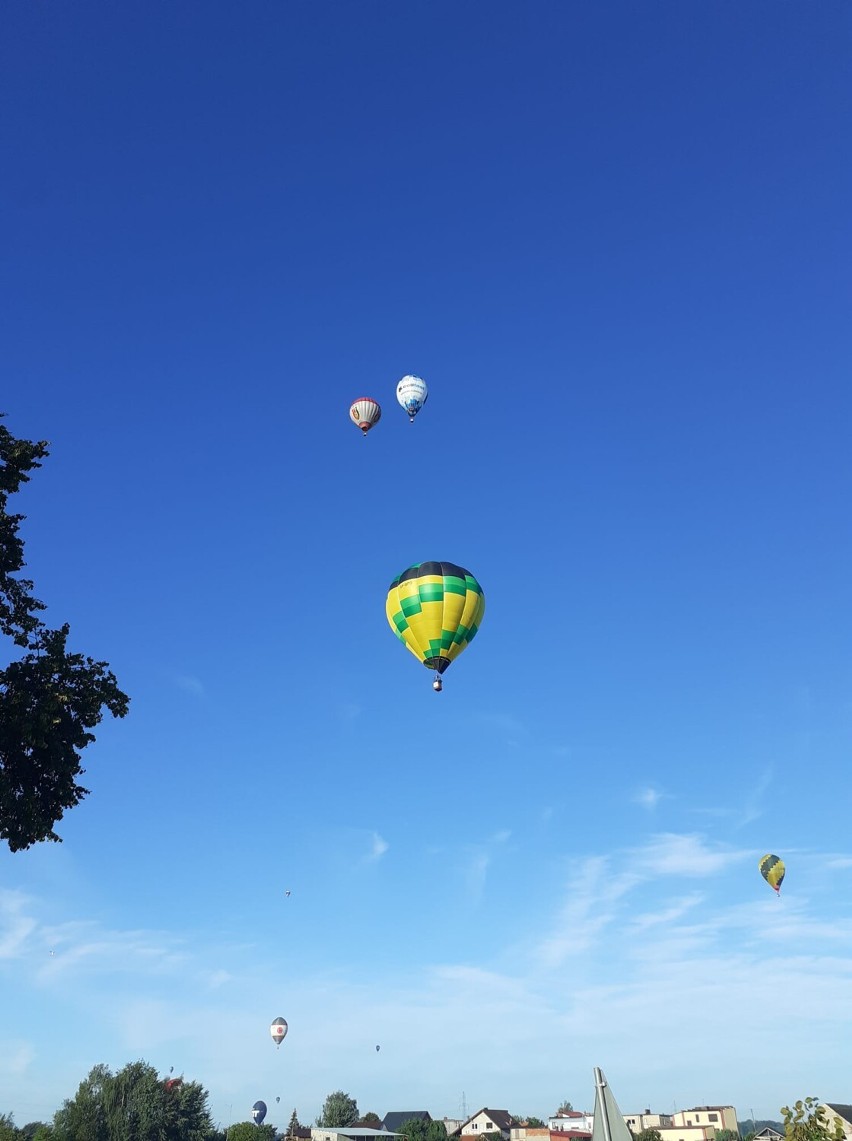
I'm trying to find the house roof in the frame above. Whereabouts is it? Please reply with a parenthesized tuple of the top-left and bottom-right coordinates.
(384, 1113, 433, 1133)
(464, 1110, 516, 1132)
(826, 1107, 852, 1125)
(317, 1132, 403, 1139)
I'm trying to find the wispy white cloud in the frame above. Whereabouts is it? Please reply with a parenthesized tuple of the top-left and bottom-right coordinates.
(0, 891, 38, 959)
(173, 673, 205, 697)
(633, 832, 749, 876)
(739, 766, 774, 826)
(366, 831, 388, 861)
(633, 786, 668, 810)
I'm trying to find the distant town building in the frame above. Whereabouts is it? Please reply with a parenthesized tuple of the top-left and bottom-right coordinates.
(461, 1110, 517, 1140)
(672, 1108, 738, 1135)
(623, 1114, 674, 1134)
(313, 1130, 404, 1141)
(550, 1113, 595, 1133)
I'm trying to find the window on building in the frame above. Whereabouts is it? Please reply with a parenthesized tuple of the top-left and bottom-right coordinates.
(709, 1118, 718, 1124)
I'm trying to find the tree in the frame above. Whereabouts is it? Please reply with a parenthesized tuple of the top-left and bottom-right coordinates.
(398, 1122, 448, 1141)
(52, 1061, 213, 1141)
(525, 1122, 546, 1130)
(0, 1112, 18, 1141)
(286, 1109, 303, 1137)
(636, 1130, 662, 1141)
(363, 1115, 382, 1127)
(227, 1126, 275, 1141)
(0, 418, 129, 852)
(316, 1093, 359, 1129)
(20, 1126, 50, 1141)
(715, 1131, 740, 1141)
(556, 1106, 574, 1116)
(781, 1100, 844, 1141)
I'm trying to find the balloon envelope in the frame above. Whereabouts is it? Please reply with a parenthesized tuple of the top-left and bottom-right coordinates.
(759, 853, 785, 893)
(350, 397, 381, 435)
(386, 561, 485, 681)
(396, 375, 428, 421)
(252, 1101, 268, 1125)
(270, 1017, 288, 1046)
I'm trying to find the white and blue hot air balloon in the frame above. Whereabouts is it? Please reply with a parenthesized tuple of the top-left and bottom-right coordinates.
(396, 374, 428, 422)
(252, 1101, 268, 1126)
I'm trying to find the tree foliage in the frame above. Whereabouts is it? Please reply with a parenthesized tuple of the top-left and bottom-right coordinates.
(286, 1109, 303, 1136)
(52, 1061, 213, 1141)
(0, 1112, 19, 1141)
(556, 1106, 574, 1116)
(398, 1121, 448, 1141)
(525, 1122, 546, 1130)
(316, 1093, 359, 1129)
(637, 1130, 663, 1141)
(227, 1126, 275, 1141)
(781, 1101, 844, 1141)
(0, 417, 129, 852)
(714, 1130, 740, 1141)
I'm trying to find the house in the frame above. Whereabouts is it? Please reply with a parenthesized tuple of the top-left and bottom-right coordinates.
(822, 1105, 852, 1141)
(384, 1114, 434, 1134)
(653, 1126, 714, 1141)
(461, 1110, 517, 1140)
(623, 1115, 673, 1134)
(672, 1108, 739, 1135)
(313, 1130, 404, 1141)
(550, 1113, 595, 1133)
(753, 1129, 782, 1141)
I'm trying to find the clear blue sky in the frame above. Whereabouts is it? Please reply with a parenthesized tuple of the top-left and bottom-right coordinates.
(1, 0, 851, 1131)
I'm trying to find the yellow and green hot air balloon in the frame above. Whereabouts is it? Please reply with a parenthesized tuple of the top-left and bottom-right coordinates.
(386, 561, 485, 692)
(759, 853, 785, 894)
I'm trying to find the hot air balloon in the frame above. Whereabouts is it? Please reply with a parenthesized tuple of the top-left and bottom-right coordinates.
(386, 561, 485, 692)
(759, 853, 785, 893)
(276, 1097, 281, 1104)
(270, 1017, 288, 1047)
(284, 890, 291, 898)
(349, 397, 381, 436)
(376, 1044, 380, 1052)
(396, 375, 428, 422)
(252, 1101, 268, 1125)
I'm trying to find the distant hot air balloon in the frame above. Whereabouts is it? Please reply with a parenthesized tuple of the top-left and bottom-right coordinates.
(270, 1017, 288, 1047)
(386, 561, 485, 692)
(349, 397, 381, 436)
(395, 375, 428, 422)
(276, 1097, 281, 1104)
(759, 853, 785, 894)
(165, 1078, 183, 1092)
(376, 1044, 380, 1052)
(285, 890, 291, 898)
(252, 1101, 268, 1126)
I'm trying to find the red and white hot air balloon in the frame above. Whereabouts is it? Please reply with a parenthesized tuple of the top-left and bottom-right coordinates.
(270, 1017, 288, 1048)
(349, 397, 381, 436)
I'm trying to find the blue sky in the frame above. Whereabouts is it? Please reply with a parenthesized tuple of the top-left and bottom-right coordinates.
(1, 0, 851, 1131)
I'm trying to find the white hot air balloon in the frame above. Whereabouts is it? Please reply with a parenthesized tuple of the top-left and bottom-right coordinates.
(395, 375, 428, 422)
(349, 397, 382, 436)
